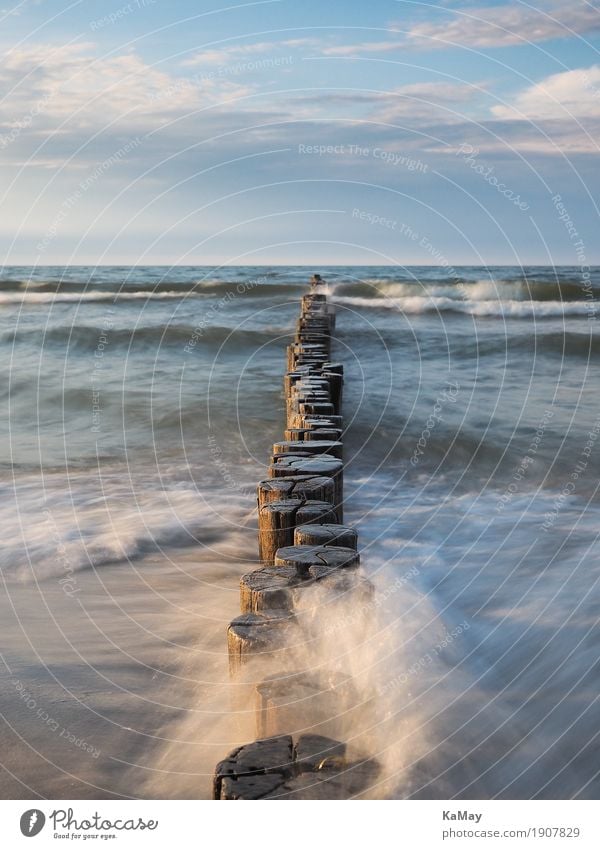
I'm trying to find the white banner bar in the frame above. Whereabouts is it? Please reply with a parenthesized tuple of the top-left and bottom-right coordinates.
(0, 800, 598, 848)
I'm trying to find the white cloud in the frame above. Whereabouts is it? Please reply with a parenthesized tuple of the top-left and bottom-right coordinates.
(318, 1, 600, 56)
(322, 40, 405, 57)
(183, 42, 280, 67)
(373, 85, 479, 124)
(1, 39, 597, 172)
(292, 82, 477, 105)
(0, 42, 255, 131)
(0, 40, 259, 162)
(381, 81, 478, 103)
(492, 65, 600, 120)
(182, 38, 319, 67)
(403, 1, 600, 48)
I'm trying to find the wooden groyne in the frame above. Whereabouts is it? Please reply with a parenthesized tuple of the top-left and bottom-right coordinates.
(214, 276, 378, 800)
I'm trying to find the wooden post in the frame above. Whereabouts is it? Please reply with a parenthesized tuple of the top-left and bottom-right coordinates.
(213, 733, 379, 800)
(268, 456, 343, 519)
(322, 371, 343, 415)
(301, 414, 344, 429)
(273, 544, 359, 576)
(255, 671, 358, 739)
(299, 401, 335, 417)
(257, 475, 335, 511)
(227, 612, 296, 677)
(213, 735, 295, 800)
(285, 427, 343, 442)
(258, 499, 337, 565)
(272, 439, 343, 460)
(293, 523, 358, 551)
(240, 564, 305, 614)
(241, 546, 360, 617)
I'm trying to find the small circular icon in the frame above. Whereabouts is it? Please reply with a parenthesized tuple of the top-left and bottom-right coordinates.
(20, 810, 45, 837)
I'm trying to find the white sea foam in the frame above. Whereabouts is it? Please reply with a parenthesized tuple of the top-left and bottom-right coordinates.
(336, 480, 600, 797)
(0, 469, 257, 583)
(334, 294, 595, 317)
(0, 290, 203, 305)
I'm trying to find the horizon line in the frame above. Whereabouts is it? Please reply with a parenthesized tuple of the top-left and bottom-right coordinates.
(1, 263, 597, 269)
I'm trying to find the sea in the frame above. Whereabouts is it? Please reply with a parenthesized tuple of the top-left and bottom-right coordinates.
(1, 264, 599, 799)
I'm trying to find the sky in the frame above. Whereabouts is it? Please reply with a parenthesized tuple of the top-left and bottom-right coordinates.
(0, 0, 599, 265)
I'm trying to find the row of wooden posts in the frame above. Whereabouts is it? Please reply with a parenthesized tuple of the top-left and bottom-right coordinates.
(213, 278, 378, 800)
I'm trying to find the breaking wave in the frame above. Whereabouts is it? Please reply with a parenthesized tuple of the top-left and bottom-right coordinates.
(334, 294, 596, 318)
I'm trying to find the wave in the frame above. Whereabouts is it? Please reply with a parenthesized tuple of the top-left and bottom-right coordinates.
(2, 323, 286, 351)
(346, 425, 600, 504)
(454, 330, 600, 360)
(347, 423, 508, 472)
(334, 295, 597, 318)
(333, 276, 598, 303)
(0, 279, 301, 299)
(0, 468, 258, 582)
(185, 280, 300, 297)
(4, 270, 595, 305)
(345, 479, 600, 798)
(0, 290, 200, 305)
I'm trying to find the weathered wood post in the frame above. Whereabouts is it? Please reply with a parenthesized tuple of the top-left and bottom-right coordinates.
(227, 611, 296, 677)
(258, 499, 337, 565)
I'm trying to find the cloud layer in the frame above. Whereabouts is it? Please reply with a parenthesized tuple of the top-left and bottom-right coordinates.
(1, 2, 598, 262)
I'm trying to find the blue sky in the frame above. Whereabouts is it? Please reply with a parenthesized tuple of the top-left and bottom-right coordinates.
(1, 0, 599, 264)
